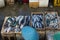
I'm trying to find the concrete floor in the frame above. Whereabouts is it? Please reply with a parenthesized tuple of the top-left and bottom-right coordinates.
(0, 4, 60, 16)
(0, 4, 31, 16)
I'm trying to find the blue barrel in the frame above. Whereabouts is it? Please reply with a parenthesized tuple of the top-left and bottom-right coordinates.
(53, 32, 60, 40)
(21, 26, 39, 40)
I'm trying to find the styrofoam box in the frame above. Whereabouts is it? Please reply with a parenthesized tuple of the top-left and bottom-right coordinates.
(0, 0, 5, 7)
(29, 0, 38, 2)
(39, 0, 49, 7)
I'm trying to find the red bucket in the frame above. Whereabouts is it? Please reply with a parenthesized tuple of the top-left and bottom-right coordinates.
(22, 0, 29, 3)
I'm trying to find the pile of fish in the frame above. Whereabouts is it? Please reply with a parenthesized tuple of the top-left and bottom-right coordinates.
(45, 12, 58, 28)
(31, 14, 44, 29)
(3, 12, 59, 32)
(4, 16, 30, 32)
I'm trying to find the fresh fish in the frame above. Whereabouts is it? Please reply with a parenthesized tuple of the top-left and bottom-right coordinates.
(45, 12, 58, 28)
(32, 14, 43, 28)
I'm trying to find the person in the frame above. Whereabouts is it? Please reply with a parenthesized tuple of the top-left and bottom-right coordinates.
(21, 26, 39, 40)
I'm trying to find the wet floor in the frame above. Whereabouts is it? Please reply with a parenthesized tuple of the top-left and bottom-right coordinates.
(0, 4, 60, 16)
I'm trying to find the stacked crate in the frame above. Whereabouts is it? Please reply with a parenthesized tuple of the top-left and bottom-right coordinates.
(45, 12, 59, 30)
(1, 17, 16, 40)
(31, 12, 45, 40)
(1, 16, 45, 40)
(1, 12, 59, 40)
(31, 12, 45, 30)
